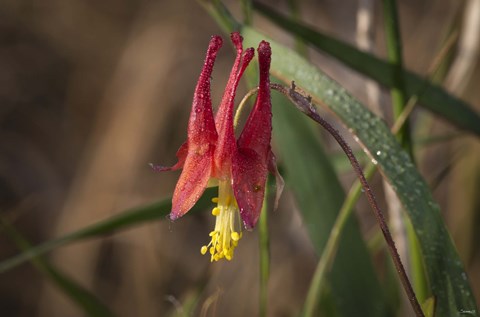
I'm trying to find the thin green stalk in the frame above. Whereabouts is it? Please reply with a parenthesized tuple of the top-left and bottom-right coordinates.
(234, 87, 258, 127)
(382, 0, 412, 155)
(302, 163, 377, 316)
(383, 0, 428, 303)
(259, 179, 270, 317)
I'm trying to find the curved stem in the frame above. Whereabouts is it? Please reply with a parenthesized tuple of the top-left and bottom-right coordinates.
(234, 87, 258, 128)
(271, 82, 425, 317)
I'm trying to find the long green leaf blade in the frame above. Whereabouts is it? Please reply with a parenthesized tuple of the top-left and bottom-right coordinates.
(0, 188, 216, 273)
(242, 27, 478, 317)
(253, 2, 480, 136)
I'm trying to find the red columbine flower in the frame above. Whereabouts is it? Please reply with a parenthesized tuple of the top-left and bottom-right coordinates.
(152, 32, 282, 262)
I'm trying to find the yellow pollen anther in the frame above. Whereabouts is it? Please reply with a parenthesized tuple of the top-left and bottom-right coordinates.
(231, 232, 240, 241)
(212, 207, 220, 216)
(201, 180, 243, 262)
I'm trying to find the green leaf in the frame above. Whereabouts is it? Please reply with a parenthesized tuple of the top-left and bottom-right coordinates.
(0, 188, 216, 273)
(271, 91, 391, 316)
(253, 2, 480, 137)
(0, 219, 115, 317)
(241, 27, 478, 317)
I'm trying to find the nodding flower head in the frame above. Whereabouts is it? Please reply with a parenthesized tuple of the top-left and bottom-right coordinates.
(152, 32, 283, 262)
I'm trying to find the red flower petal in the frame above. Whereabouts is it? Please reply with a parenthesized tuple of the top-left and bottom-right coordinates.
(214, 32, 254, 179)
(233, 41, 273, 229)
(237, 41, 272, 155)
(233, 149, 268, 229)
(170, 35, 222, 219)
(171, 144, 215, 220)
(188, 35, 221, 146)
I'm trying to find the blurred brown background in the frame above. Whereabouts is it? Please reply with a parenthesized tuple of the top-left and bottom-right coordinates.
(0, 0, 479, 316)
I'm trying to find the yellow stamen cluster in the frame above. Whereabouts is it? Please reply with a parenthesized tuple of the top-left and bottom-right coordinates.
(201, 179, 242, 262)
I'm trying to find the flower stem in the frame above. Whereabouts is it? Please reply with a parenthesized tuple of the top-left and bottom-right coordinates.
(259, 179, 270, 317)
(234, 87, 258, 128)
(271, 82, 425, 317)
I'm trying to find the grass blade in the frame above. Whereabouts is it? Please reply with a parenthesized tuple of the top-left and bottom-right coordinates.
(0, 188, 216, 273)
